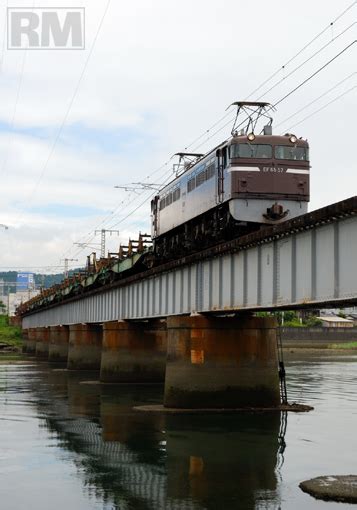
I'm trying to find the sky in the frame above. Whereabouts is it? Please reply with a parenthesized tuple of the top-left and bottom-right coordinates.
(0, 0, 356, 274)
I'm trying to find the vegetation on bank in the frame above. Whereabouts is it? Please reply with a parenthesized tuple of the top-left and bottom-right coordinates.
(0, 315, 22, 349)
(256, 311, 323, 327)
(329, 342, 357, 350)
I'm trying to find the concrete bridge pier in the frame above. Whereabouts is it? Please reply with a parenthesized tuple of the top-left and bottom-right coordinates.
(164, 315, 280, 409)
(49, 325, 69, 362)
(35, 326, 50, 359)
(67, 323, 102, 370)
(26, 328, 37, 354)
(100, 319, 167, 383)
(22, 329, 29, 353)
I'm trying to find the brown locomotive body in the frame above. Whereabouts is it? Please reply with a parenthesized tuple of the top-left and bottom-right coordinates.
(230, 134, 309, 201)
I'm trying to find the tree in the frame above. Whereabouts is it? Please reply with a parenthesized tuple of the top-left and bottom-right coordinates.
(0, 300, 6, 315)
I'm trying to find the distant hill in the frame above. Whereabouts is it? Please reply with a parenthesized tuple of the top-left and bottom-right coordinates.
(0, 270, 80, 295)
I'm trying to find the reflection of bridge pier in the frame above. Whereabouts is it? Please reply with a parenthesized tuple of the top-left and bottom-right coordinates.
(164, 413, 280, 509)
(32, 368, 281, 510)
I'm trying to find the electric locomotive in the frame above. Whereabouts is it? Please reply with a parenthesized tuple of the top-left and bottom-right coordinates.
(151, 102, 310, 259)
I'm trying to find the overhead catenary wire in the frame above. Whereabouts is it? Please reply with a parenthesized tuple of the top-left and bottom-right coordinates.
(68, 168, 174, 260)
(255, 22, 357, 101)
(275, 71, 357, 128)
(0, 0, 35, 179)
(191, 40, 357, 152)
(58, 161, 173, 261)
(284, 84, 357, 132)
(0, 49, 28, 178)
(248, 0, 357, 99)
(185, 0, 357, 150)
(273, 40, 357, 110)
(15, 0, 112, 223)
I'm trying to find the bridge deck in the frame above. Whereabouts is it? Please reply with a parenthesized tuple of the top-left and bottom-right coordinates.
(22, 197, 357, 328)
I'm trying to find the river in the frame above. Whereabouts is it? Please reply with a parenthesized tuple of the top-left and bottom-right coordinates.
(0, 352, 356, 509)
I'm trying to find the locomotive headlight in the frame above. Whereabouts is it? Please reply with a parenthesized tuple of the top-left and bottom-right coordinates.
(289, 134, 297, 143)
(247, 132, 255, 141)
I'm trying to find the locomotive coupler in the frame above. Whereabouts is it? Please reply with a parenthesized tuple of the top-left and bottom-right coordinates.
(263, 203, 289, 221)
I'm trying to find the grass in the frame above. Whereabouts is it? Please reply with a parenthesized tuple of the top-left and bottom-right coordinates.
(0, 315, 22, 349)
(329, 341, 357, 350)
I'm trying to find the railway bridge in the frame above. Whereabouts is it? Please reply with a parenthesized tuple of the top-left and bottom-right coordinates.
(20, 196, 357, 409)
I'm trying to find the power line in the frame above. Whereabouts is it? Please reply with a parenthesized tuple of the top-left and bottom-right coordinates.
(15, 0, 112, 222)
(59, 158, 175, 261)
(58, 159, 173, 260)
(256, 22, 356, 101)
(187, 41, 355, 154)
(185, 1, 357, 150)
(0, 0, 35, 179)
(0, 49, 28, 179)
(284, 84, 357, 132)
(67, 165, 175, 261)
(248, 0, 357, 99)
(273, 40, 357, 109)
(276, 71, 357, 128)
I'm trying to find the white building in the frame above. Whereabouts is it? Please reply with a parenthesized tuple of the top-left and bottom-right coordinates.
(7, 290, 40, 316)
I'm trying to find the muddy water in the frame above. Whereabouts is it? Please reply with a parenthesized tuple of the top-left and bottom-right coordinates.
(0, 353, 356, 509)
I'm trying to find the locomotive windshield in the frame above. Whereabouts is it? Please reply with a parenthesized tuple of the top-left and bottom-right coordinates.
(275, 146, 309, 160)
(230, 143, 272, 159)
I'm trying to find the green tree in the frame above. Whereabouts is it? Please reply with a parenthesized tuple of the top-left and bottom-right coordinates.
(0, 300, 6, 315)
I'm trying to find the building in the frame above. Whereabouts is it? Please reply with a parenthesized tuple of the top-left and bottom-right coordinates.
(318, 316, 354, 328)
(7, 290, 39, 317)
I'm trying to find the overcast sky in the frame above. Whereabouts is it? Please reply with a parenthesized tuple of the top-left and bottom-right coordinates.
(0, 0, 356, 273)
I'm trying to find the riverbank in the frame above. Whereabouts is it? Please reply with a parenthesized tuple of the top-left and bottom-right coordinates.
(0, 316, 22, 352)
(282, 326, 357, 352)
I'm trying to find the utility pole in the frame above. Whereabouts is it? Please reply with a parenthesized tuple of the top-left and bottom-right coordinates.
(95, 229, 120, 258)
(61, 258, 78, 279)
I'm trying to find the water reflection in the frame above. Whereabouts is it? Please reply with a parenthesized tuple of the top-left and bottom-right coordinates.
(26, 367, 283, 510)
(2, 354, 357, 509)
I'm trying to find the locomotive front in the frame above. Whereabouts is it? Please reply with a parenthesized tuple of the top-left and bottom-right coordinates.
(227, 130, 310, 224)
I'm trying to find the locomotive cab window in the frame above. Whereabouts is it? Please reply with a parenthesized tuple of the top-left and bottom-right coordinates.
(275, 145, 309, 160)
(230, 143, 272, 159)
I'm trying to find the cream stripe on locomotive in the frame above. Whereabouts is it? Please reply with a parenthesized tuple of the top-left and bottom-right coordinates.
(286, 168, 310, 174)
(228, 166, 260, 172)
(229, 167, 309, 174)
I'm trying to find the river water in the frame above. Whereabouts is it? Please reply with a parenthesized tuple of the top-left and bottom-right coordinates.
(0, 352, 356, 510)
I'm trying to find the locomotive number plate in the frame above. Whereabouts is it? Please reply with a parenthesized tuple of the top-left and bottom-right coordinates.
(262, 167, 285, 173)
